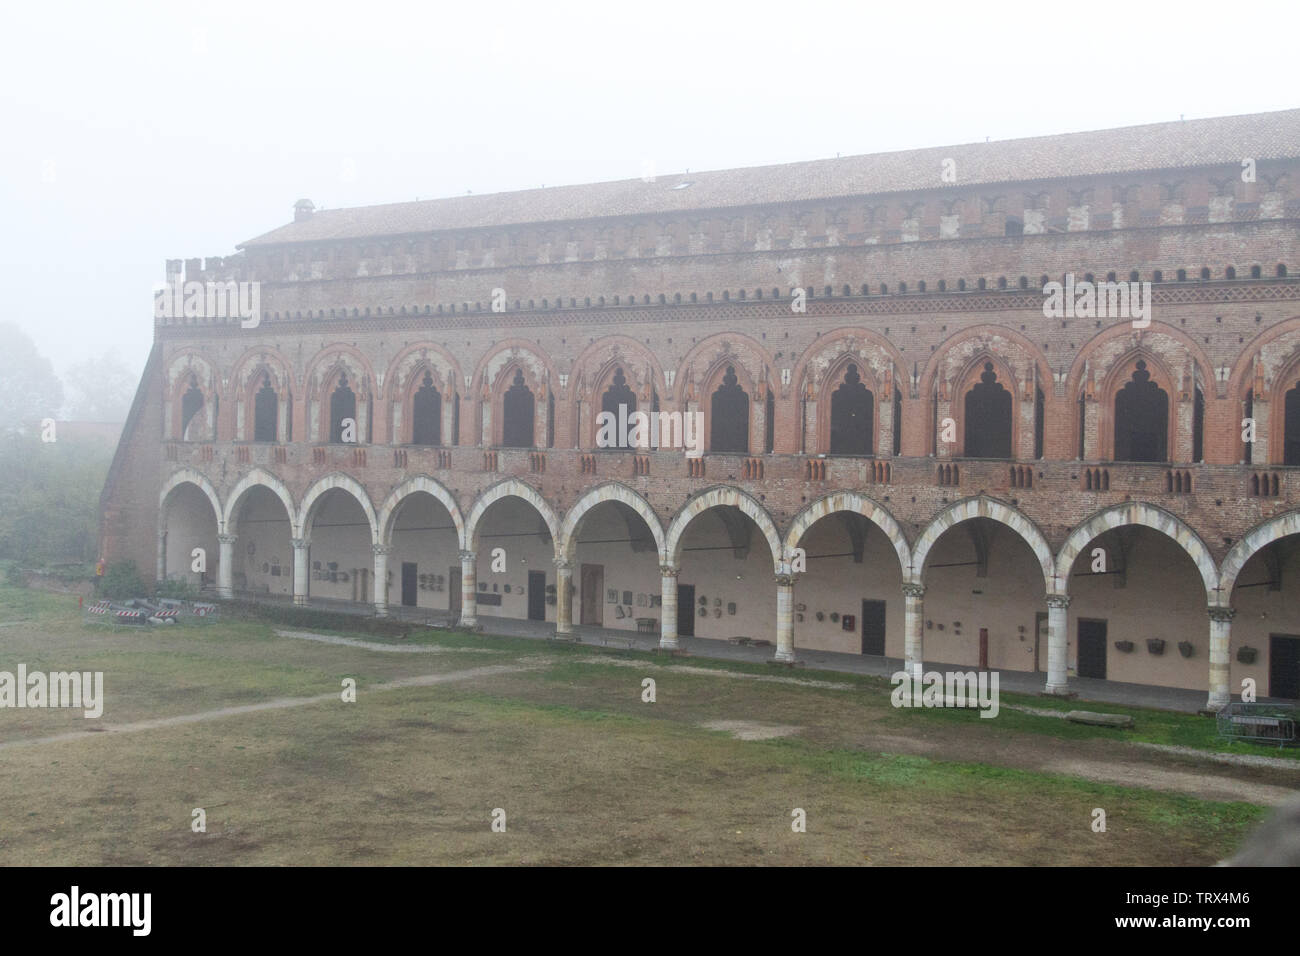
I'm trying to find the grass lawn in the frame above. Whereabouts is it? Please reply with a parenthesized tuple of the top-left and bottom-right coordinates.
(0, 586, 1289, 865)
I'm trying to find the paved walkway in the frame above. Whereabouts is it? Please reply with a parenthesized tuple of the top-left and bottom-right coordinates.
(225, 592, 1266, 714)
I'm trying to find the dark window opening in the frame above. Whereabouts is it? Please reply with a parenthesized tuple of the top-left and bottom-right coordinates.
(829, 363, 874, 456)
(1193, 385, 1204, 463)
(181, 380, 205, 441)
(1113, 360, 1168, 462)
(253, 376, 278, 442)
(892, 389, 902, 456)
(600, 367, 637, 449)
(329, 374, 356, 444)
(501, 368, 535, 448)
(963, 362, 1012, 459)
(1034, 386, 1045, 459)
(1245, 389, 1253, 464)
(1077, 391, 1086, 458)
(764, 388, 775, 454)
(411, 370, 441, 446)
(1285, 383, 1300, 466)
(709, 365, 749, 453)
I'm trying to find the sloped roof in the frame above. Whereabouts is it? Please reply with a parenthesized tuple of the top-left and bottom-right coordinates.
(241, 108, 1300, 247)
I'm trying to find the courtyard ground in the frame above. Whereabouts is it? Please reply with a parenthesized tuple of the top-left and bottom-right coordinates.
(0, 586, 1295, 865)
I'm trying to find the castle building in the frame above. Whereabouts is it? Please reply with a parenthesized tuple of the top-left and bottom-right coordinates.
(102, 109, 1300, 708)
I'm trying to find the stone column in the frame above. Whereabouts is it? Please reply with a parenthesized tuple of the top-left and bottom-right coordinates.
(1045, 593, 1071, 694)
(373, 545, 390, 617)
(292, 538, 310, 606)
(1252, 401, 1270, 464)
(659, 565, 680, 649)
(554, 559, 573, 637)
(459, 549, 478, 629)
(156, 527, 167, 582)
(903, 582, 925, 680)
(1207, 606, 1235, 711)
(774, 573, 796, 662)
(217, 533, 236, 599)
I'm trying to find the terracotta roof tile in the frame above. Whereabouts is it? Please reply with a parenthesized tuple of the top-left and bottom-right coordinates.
(241, 108, 1300, 247)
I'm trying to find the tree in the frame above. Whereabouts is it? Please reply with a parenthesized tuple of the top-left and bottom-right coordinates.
(0, 323, 63, 436)
(62, 349, 140, 423)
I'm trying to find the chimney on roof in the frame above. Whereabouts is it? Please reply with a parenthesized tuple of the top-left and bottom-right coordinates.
(294, 198, 315, 222)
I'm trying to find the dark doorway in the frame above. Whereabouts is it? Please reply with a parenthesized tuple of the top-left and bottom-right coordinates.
(677, 584, 695, 637)
(528, 570, 546, 621)
(964, 362, 1012, 458)
(1270, 635, 1300, 700)
(411, 371, 441, 446)
(254, 377, 278, 442)
(1035, 611, 1048, 672)
(502, 368, 535, 448)
(978, 627, 989, 670)
(710, 365, 749, 453)
(401, 562, 417, 607)
(1077, 619, 1108, 679)
(1114, 360, 1168, 462)
(448, 566, 461, 618)
(830, 363, 875, 455)
(580, 564, 603, 626)
(329, 374, 356, 443)
(860, 599, 886, 655)
(1285, 385, 1300, 466)
(601, 367, 637, 449)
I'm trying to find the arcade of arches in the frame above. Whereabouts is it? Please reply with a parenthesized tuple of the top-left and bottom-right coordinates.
(157, 475, 1300, 709)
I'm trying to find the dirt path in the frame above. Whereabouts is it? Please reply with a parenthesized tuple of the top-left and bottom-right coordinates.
(274, 628, 501, 654)
(0, 663, 539, 754)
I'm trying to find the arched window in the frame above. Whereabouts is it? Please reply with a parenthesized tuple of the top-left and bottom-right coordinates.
(501, 368, 535, 448)
(764, 388, 775, 453)
(892, 390, 902, 455)
(547, 390, 555, 448)
(600, 367, 637, 449)
(1285, 382, 1300, 466)
(411, 370, 441, 446)
(1077, 390, 1086, 458)
(1113, 360, 1167, 462)
(1034, 386, 1045, 459)
(181, 377, 205, 441)
(329, 374, 356, 444)
(829, 363, 874, 455)
(451, 391, 460, 445)
(963, 362, 1012, 459)
(710, 365, 749, 453)
(253, 375, 278, 442)
(1244, 389, 1254, 464)
(1193, 385, 1204, 463)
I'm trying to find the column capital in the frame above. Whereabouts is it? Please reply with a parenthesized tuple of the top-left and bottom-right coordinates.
(554, 558, 573, 572)
(659, 565, 680, 578)
(372, 544, 391, 556)
(1207, 605, 1236, 623)
(459, 549, 477, 562)
(217, 533, 238, 545)
(775, 573, 797, 588)
(902, 582, 925, 598)
(1046, 593, 1071, 609)
(292, 537, 310, 550)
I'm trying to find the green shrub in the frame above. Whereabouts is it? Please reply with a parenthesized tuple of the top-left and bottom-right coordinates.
(155, 578, 197, 600)
(98, 560, 147, 601)
(3, 561, 24, 588)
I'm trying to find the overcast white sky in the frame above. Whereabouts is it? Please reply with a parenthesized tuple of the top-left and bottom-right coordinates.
(1, 0, 1297, 383)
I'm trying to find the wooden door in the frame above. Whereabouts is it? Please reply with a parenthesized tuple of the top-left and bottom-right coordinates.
(581, 564, 603, 626)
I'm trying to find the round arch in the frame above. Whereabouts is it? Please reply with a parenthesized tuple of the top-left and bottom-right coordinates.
(223, 468, 299, 538)
(665, 485, 782, 572)
(1218, 509, 1300, 600)
(465, 478, 561, 552)
(1055, 502, 1219, 602)
(297, 473, 379, 545)
(557, 482, 667, 564)
(783, 492, 910, 576)
(160, 469, 224, 533)
(911, 496, 1054, 591)
(376, 475, 467, 550)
